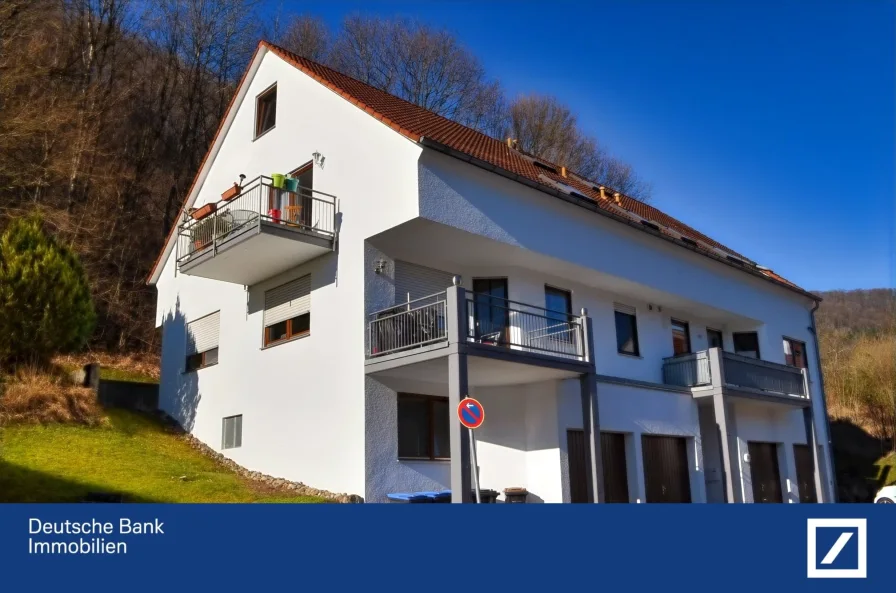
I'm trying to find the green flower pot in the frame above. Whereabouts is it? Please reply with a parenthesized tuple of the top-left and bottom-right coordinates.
(271, 173, 286, 188)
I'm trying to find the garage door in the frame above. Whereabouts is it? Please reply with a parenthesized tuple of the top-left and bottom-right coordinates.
(394, 260, 455, 305)
(642, 435, 691, 503)
(567, 430, 630, 503)
(748, 441, 783, 503)
(793, 444, 818, 503)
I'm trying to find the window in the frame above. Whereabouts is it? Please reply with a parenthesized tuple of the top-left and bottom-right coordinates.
(614, 303, 640, 356)
(255, 84, 277, 137)
(222, 415, 242, 450)
(545, 285, 573, 342)
(783, 337, 808, 369)
(263, 276, 311, 347)
(397, 394, 449, 460)
(707, 328, 724, 350)
(185, 311, 220, 372)
(733, 332, 760, 359)
(671, 319, 691, 355)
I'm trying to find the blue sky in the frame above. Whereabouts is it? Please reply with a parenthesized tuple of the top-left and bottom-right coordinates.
(274, 1, 894, 291)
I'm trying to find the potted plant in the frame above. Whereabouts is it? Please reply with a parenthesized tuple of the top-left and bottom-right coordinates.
(221, 182, 241, 201)
(190, 216, 216, 251)
(190, 203, 216, 220)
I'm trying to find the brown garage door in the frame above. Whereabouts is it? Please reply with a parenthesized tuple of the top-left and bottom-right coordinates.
(748, 441, 783, 503)
(567, 430, 630, 503)
(642, 435, 691, 503)
(793, 444, 818, 503)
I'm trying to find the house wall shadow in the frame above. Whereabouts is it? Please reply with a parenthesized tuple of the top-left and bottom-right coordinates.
(0, 459, 161, 503)
(160, 297, 200, 432)
(830, 418, 892, 502)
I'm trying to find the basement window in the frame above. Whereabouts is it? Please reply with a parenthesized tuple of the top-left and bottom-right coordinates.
(222, 415, 243, 450)
(255, 84, 277, 138)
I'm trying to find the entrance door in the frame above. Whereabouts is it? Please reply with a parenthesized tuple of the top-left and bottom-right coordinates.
(793, 444, 818, 503)
(567, 430, 630, 503)
(642, 435, 692, 503)
(747, 441, 784, 503)
(471, 278, 509, 344)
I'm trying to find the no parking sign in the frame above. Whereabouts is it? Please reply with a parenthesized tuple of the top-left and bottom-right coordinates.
(457, 396, 485, 502)
(457, 397, 485, 429)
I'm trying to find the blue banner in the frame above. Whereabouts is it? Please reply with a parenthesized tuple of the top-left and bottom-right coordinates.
(0, 504, 890, 591)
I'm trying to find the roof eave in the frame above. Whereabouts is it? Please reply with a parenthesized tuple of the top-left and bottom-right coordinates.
(418, 136, 821, 304)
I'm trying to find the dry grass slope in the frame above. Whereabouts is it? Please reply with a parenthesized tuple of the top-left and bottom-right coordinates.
(0, 367, 105, 426)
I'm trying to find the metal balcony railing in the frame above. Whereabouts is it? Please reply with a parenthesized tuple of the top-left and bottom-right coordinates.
(176, 175, 337, 264)
(365, 288, 587, 361)
(662, 348, 807, 398)
(464, 292, 585, 359)
(721, 351, 806, 397)
(663, 351, 712, 387)
(368, 292, 448, 357)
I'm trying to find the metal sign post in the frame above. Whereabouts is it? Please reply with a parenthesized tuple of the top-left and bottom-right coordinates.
(457, 396, 485, 504)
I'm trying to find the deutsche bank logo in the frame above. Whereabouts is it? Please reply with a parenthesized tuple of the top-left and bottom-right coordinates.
(807, 518, 867, 579)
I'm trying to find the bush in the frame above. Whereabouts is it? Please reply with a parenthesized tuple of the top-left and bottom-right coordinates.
(0, 216, 96, 367)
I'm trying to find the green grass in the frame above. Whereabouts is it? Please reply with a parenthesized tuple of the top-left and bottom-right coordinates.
(0, 409, 326, 503)
(875, 453, 896, 486)
(98, 367, 159, 383)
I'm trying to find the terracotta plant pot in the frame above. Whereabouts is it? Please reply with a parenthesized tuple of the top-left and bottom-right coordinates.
(190, 203, 216, 220)
(221, 183, 240, 201)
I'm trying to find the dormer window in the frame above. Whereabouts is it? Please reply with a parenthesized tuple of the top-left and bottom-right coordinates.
(255, 84, 277, 138)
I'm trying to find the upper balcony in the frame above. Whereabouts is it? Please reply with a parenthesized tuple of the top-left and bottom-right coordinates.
(662, 348, 808, 405)
(366, 284, 591, 378)
(175, 175, 338, 285)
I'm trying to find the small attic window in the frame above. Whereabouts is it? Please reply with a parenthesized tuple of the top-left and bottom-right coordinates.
(726, 255, 745, 266)
(533, 161, 558, 174)
(570, 191, 590, 201)
(680, 236, 698, 247)
(255, 84, 277, 138)
(640, 220, 660, 232)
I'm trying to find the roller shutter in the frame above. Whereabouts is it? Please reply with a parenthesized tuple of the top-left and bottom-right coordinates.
(264, 275, 311, 326)
(186, 312, 220, 355)
(394, 260, 455, 304)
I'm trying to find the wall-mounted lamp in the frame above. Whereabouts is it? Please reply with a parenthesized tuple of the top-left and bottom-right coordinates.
(312, 151, 325, 168)
(374, 259, 388, 274)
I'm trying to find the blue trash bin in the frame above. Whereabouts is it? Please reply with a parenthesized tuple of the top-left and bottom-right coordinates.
(386, 492, 431, 503)
(418, 490, 452, 503)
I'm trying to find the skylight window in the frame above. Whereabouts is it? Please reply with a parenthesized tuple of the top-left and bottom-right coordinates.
(680, 236, 698, 247)
(640, 220, 660, 232)
(533, 161, 558, 173)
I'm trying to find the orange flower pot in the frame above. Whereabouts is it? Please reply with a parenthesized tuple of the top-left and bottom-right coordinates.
(190, 203, 216, 220)
(221, 183, 241, 201)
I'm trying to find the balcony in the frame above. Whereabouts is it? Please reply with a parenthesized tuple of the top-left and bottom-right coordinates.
(367, 287, 588, 364)
(663, 348, 807, 404)
(175, 176, 337, 285)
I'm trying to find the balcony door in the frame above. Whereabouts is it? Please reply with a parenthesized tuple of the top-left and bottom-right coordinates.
(471, 278, 509, 345)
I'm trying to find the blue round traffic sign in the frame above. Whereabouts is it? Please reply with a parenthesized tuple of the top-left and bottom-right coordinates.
(457, 397, 485, 429)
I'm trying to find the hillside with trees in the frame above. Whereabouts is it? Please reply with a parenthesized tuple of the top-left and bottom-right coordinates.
(815, 289, 895, 500)
(0, 1, 648, 353)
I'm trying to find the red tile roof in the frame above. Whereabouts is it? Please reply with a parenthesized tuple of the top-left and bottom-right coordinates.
(149, 41, 817, 300)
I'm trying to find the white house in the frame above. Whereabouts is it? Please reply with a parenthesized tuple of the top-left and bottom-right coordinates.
(148, 41, 836, 504)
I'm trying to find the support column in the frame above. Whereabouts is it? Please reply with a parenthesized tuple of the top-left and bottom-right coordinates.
(447, 278, 472, 503)
(579, 309, 604, 503)
(708, 348, 740, 503)
(448, 352, 472, 503)
(801, 369, 825, 503)
(628, 433, 647, 503)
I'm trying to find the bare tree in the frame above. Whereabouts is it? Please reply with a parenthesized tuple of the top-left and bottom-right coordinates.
(509, 94, 651, 201)
(276, 14, 330, 62)
(330, 16, 506, 138)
